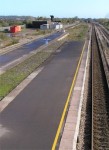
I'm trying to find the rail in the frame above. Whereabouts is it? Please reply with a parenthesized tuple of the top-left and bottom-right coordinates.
(95, 26, 109, 89)
(91, 25, 109, 150)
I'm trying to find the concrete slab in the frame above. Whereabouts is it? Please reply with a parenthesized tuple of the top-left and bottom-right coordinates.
(65, 122, 76, 131)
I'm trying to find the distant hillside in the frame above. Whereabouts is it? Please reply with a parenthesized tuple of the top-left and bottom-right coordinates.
(0, 16, 36, 21)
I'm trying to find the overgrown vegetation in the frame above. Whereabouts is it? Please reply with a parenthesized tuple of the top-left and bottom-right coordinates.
(0, 32, 8, 40)
(6, 39, 19, 46)
(0, 20, 24, 27)
(0, 32, 19, 48)
(0, 16, 80, 27)
(60, 16, 79, 24)
(32, 29, 54, 36)
(67, 23, 88, 41)
(97, 19, 109, 30)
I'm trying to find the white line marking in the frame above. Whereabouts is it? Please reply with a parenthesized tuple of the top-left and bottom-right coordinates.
(0, 67, 44, 112)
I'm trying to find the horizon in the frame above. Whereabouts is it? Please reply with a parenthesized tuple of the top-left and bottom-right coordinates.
(0, 15, 108, 19)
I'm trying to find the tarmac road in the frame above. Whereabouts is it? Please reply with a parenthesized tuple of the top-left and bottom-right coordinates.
(0, 41, 84, 150)
(0, 32, 63, 67)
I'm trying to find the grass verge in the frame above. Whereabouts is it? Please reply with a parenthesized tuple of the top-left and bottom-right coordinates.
(0, 39, 66, 100)
(67, 23, 88, 41)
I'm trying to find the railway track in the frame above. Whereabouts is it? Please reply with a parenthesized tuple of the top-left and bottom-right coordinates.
(74, 24, 109, 150)
(100, 26, 109, 40)
(96, 24, 109, 46)
(91, 26, 109, 149)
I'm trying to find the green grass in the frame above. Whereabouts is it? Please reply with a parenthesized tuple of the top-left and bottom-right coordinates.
(67, 23, 88, 41)
(0, 32, 19, 48)
(6, 39, 19, 46)
(0, 32, 8, 40)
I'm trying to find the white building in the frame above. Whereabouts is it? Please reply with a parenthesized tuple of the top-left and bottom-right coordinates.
(50, 23, 63, 30)
(59, 24, 63, 29)
(40, 22, 63, 30)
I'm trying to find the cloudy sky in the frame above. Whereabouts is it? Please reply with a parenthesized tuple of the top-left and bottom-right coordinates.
(0, 0, 108, 18)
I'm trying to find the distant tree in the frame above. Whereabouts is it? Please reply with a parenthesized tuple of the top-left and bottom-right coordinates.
(0, 21, 9, 27)
(37, 16, 47, 20)
(74, 16, 78, 19)
(60, 18, 76, 24)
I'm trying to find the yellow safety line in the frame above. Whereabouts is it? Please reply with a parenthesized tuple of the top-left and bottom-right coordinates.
(51, 41, 86, 150)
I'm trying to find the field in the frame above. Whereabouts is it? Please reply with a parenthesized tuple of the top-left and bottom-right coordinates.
(67, 23, 88, 41)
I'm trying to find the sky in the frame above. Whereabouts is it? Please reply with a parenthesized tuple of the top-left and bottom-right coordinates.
(0, 0, 109, 18)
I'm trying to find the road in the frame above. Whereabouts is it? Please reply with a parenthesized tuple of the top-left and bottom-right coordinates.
(0, 32, 63, 67)
(0, 41, 84, 150)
